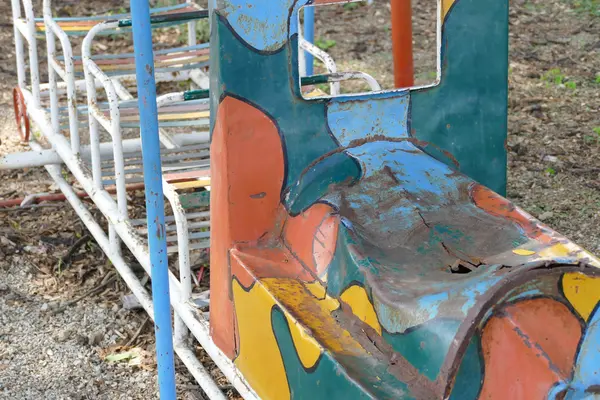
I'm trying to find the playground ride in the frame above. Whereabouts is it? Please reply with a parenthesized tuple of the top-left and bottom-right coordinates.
(4, 0, 600, 398)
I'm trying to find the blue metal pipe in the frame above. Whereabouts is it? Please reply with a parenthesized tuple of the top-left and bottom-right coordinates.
(129, 0, 177, 398)
(304, 6, 315, 75)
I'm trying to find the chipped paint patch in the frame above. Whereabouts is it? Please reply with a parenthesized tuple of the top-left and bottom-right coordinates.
(513, 249, 536, 256)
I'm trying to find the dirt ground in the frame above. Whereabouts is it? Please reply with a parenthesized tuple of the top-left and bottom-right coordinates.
(0, 0, 598, 398)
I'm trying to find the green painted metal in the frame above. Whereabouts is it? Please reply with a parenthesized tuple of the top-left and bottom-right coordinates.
(183, 89, 210, 101)
(300, 74, 330, 86)
(179, 190, 210, 209)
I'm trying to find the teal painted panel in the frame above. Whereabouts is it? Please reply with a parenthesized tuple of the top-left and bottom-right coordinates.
(410, 0, 509, 194)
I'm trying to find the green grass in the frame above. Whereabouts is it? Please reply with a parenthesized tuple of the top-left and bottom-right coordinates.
(541, 68, 577, 89)
(542, 68, 566, 85)
(565, 81, 577, 90)
(584, 127, 600, 145)
(545, 167, 557, 176)
(315, 38, 337, 51)
(343, 1, 366, 11)
(571, 0, 600, 16)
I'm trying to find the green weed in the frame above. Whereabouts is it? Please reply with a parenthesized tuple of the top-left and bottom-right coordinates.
(542, 68, 566, 85)
(545, 167, 557, 176)
(343, 1, 365, 11)
(584, 127, 600, 145)
(317, 83, 330, 93)
(541, 68, 577, 89)
(571, 0, 600, 17)
(315, 38, 337, 51)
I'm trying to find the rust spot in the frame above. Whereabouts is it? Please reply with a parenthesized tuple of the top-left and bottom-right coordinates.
(383, 165, 401, 185)
(250, 192, 266, 199)
(441, 149, 460, 169)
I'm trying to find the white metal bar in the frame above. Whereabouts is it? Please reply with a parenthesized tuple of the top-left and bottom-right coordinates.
(173, 343, 227, 400)
(21, 0, 41, 107)
(299, 37, 339, 95)
(43, 7, 59, 134)
(44, 0, 81, 153)
(82, 48, 103, 189)
(10, 0, 26, 88)
(82, 22, 127, 257)
(163, 182, 192, 344)
(313, 71, 382, 93)
(0, 133, 208, 170)
(83, 22, 128, 224)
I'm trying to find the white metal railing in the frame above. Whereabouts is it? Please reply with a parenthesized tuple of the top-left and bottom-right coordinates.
(299, 36, 340, 94)
(6, 0, 258, 397)
(43, 0, 81, 153)
(83, 21, 128, 257)
(14, 0, 41, 107)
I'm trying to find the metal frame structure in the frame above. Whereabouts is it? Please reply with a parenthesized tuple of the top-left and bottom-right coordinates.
(8, 0, 255, 398)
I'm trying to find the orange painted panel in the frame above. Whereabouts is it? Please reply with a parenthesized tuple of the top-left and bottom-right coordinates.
(479, 298, 581, 399)
(283, 203, 339, 276)
(231, 246, 315, 283)
(210, 96, 286, 359)
(471, 184, 553, 244)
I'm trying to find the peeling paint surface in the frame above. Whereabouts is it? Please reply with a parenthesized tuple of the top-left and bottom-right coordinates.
(208, 0, 600, 398)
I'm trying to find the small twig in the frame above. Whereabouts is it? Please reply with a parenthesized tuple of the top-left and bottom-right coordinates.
(0, 204, 64, 212)
(0, 190, 16, 198)
(125, 316, 150, 347)
(570, 168, 600, 175)
(56, 234, 90, 271)
(52, 274, 117, 314)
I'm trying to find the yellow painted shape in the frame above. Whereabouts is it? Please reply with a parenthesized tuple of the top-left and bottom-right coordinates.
(562, 272, 600, 321)
(171, 178, 211, 190)
(512, 249, 536, 256)
(538, 243, 571, 258)
(304, 280, 327, 299)
(51, 26, 93, 32)
(119, 111, 209, 123)
(534, 242, 600, 268)
(340, 285, 382, 335)
(442, 0, 458, 20)
(232, 280, 290, 400)
(262, 278, 364, 355)
(287, 317, 322, 369)
(158, 111, 210, 121)
(304, 88, 327, 98)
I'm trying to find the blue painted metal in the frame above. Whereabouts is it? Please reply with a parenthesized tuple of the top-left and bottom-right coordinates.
(304, 6, 314, 75)
(130, 0, 177, 398)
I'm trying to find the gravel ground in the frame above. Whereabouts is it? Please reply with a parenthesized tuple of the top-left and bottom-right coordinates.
(0, 104, 162, 399)
(0, 256, 158, 399)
